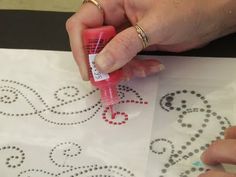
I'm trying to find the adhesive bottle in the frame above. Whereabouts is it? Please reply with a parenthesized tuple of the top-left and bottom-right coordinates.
(83, 26, 123, 107)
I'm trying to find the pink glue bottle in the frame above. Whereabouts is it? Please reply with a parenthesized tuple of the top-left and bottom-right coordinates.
(83, 26, 123, 110)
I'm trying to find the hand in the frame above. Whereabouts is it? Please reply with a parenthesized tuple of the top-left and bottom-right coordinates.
(66, 0, 236, 80)
(199, 126, 236, 177)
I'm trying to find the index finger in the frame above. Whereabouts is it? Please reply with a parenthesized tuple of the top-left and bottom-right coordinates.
(225, 126, 236, 139)
(66, 2, 104, 80)
(201, 139, 236, 165)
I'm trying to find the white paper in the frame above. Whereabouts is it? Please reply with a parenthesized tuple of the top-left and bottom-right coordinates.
(145, 56, 236, 177)
(0, 49, 158, 177)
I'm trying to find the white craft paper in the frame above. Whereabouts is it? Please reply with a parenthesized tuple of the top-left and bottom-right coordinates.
(146, 56, 236, 177)
(0, 49, 158, 177)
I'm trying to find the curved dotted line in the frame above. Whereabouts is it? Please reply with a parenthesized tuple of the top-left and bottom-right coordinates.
(0, 145, 25, 168)
(102, 100, 148, 126)
(70, 165, 135, 177)
(160, 90, 211, 112)
(0, 87, 18, 104)
(0, 85, 102, 125)
(0, 80, 147, 126)
(180, 166, 210, 177)
(157, 90, 232, 177)
(0, 85, 100, 117)
(1, 79, 49, 108)
(54, 86, 80, 102)
(49, 142, 82, 168)
(150, 139, 174, 156)
(18, 165, 135, 177)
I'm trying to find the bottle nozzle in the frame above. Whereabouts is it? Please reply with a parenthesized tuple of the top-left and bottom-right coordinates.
(100, 85, 119, 106)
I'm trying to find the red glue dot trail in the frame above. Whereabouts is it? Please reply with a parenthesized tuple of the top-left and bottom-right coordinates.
(102, 99, 149, 126)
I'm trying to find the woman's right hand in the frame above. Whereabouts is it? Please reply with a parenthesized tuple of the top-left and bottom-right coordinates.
(66, 0, 236, 81)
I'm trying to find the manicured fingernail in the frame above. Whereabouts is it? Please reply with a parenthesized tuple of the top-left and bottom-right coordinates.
(95, 52, 115, 72)
(149, 64, 165, 73)
(200, 151, 207, 162)
(159, 64, 165, 71)
(134, 68, 146, 78)
(78, 63, 89, 81)
(124, 76, 131, 82)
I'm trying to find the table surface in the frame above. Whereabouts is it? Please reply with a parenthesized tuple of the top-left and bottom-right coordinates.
(0, 10, 236, 58)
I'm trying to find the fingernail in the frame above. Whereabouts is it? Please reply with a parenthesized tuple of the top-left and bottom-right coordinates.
(200, 151, 207, 162)
(78, 63, 89, 81)
(149, 64, 165, 73)
(159, 64, 165, 71)
(124, 76, 131, 82)
(134, 68, 146, 78)
(95, 52, 115, 72)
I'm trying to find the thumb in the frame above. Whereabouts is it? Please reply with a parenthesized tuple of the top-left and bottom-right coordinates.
(95, 25, 145, 73)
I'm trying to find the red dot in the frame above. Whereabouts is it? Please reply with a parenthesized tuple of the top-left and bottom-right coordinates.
(131, 100, 134, 103)
(126, 100, 130, 103)
(144, 101, 148, 104)
(109, 121, 113, 124)
(135, 101, 139, 104)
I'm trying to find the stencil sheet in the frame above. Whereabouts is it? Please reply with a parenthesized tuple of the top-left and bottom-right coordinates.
(146, 56, 236, 177)
(0, 49, 158, 177)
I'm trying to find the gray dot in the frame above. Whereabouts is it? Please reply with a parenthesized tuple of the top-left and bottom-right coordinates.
(200, 146, 205, 150)
(164, 163, 170, 168)
(188, 152, 193, 156)
(217, 116, 222, 120)
(187, 124, 192, 128)
(220, 121, 225, 125)
(165, 102, 172, 107)
(178, 119, 183, 123)
(166, 96, 174, 102)
(220, 132, 225, 136)
(161, 169, 167, 173)
(178, 150, 182, 154)
(199, 168, 204, 171)
(198, 129, 203, 133)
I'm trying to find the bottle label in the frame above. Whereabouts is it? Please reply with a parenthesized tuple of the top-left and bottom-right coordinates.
(89, 54, 110, 81)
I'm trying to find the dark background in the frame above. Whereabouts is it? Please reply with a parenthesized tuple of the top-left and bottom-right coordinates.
(0, 10, 236, 57)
